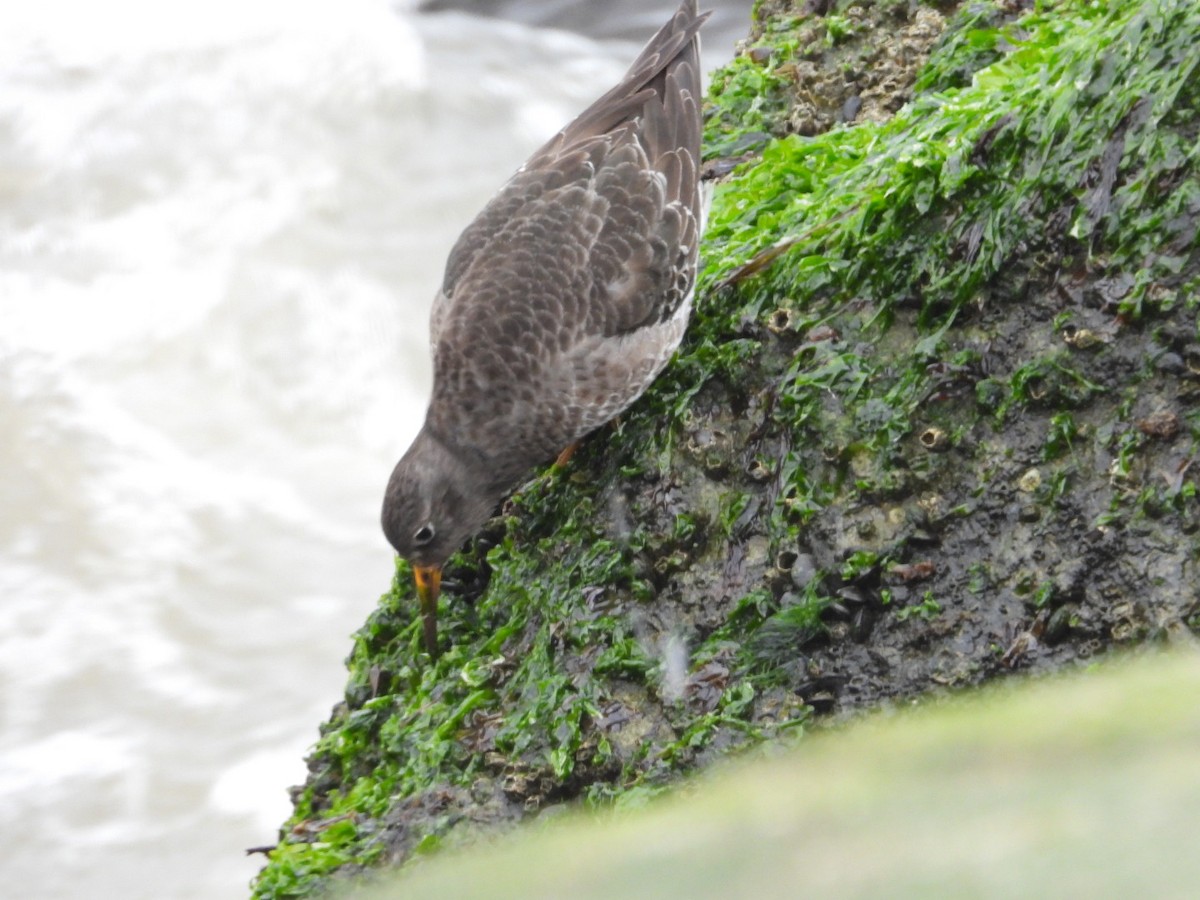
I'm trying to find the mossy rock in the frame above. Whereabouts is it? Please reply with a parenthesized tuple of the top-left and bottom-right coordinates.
(342, 650, 1200, 899)
(252, 0, 1200, 895)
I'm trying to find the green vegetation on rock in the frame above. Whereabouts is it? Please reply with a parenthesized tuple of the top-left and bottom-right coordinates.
(341, 651, 1200, 900)
(252, 0, 1200, 895)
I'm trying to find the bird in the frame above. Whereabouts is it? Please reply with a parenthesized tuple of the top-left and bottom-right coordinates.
(382, 0, 709, 655)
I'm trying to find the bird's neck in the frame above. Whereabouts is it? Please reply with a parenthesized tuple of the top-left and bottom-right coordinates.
(417, 421, 509, 495)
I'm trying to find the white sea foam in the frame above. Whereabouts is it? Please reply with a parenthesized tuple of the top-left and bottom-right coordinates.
(0, 1, 630, 896)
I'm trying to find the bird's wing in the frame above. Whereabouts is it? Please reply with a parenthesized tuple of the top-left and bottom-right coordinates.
(426, 1, 707, 460)
(431, 0, 706, 349)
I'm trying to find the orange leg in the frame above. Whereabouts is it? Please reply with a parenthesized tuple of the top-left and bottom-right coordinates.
(553, 442, 580, 469)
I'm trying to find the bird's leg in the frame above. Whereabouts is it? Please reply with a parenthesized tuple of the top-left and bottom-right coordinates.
(553, 442, 580, 469)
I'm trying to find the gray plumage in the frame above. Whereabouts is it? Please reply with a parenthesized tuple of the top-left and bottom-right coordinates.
(383, 1, 708, 639)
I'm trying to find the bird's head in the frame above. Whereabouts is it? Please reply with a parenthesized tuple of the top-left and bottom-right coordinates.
(381, 428, 500, 654)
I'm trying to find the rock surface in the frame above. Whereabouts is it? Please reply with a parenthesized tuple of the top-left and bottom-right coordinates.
(252, 1, 1200, 895)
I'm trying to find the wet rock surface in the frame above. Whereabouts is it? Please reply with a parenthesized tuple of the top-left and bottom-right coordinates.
(253, 1, 1200, 895)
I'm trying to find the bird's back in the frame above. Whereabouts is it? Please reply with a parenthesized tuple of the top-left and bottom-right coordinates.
(426, 0, 708, 472)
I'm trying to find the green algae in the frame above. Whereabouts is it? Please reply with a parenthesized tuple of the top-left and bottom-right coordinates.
(348, 653, 1200, 900)
(252, 0, 1200, 895)
(701, 0, 1198, 326)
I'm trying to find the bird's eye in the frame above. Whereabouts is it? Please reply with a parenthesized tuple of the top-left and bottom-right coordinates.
(413, 523, 436, 546)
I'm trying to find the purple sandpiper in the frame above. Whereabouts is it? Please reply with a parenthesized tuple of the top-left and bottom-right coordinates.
(383, 0, 709, 654)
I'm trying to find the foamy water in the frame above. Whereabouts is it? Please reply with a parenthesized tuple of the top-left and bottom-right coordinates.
(0, 0, 746, 895)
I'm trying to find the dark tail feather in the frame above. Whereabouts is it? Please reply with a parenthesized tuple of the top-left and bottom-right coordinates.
(532, 0, 708, 161)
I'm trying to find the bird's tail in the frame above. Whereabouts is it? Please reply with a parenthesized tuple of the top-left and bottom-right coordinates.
(532, 0, 708, 161)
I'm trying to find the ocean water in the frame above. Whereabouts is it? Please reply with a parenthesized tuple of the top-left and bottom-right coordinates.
(0, 1, 743, 896)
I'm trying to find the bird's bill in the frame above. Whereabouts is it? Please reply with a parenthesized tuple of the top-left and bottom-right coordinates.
(413, 565, 442, 655)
